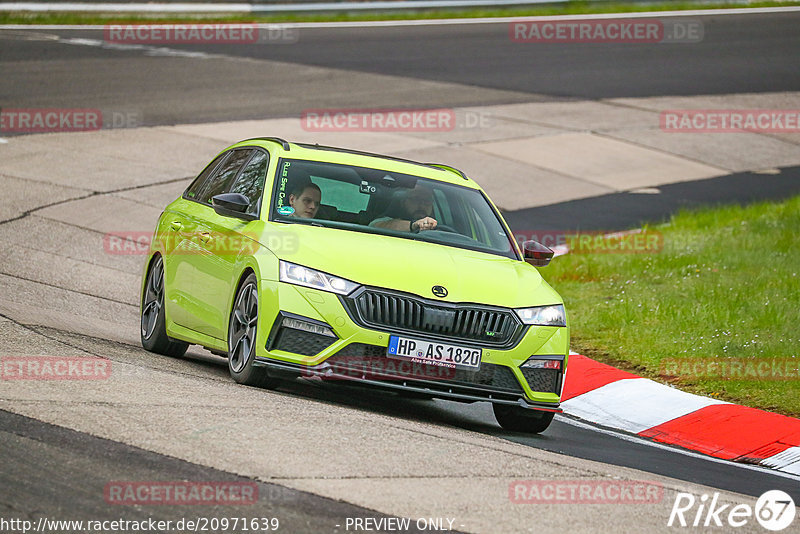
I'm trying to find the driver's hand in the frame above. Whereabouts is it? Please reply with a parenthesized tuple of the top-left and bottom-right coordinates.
(412, 217, 438, 232)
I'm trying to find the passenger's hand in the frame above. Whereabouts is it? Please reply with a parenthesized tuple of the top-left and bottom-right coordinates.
(412, 217, 438, 232)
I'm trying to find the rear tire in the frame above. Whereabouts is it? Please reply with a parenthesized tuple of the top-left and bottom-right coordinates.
(493, 404, 554, 433)
(227, 273, 278, 389)
(141, 255, 189, 358)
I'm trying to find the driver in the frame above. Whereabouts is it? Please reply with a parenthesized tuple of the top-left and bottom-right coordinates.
(369, 184, 438, 232)
(288, 181, 321, 219)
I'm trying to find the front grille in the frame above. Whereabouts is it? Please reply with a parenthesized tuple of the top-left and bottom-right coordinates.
(269, 327, 336, 356)
(325, 343, 525, 395)
(520, 368, 562, 395)
(343, 288, 523, 347)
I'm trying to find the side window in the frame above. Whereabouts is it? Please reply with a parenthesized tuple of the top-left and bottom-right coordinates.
(229, 150, 269, 215)
(196, 149, 252, 205)
(185, 152, 228, 200)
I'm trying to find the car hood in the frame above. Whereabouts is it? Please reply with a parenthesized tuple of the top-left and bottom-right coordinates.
(266, 223, 562, 308)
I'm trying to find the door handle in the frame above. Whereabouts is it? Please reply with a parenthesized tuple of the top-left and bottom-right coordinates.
(170, 221, 183, 231)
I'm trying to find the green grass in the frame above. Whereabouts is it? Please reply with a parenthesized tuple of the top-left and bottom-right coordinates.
(541, 196, 800, 417)
(1, 0, 798, 25)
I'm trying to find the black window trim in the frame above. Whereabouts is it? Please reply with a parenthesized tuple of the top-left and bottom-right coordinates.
(193, 148, 253, 206)
(227, 147, 271, 219)
(181, 147, 271, 220)
(183, 150, 231, 202)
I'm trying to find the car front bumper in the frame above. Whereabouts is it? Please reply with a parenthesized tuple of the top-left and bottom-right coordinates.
(254, 281, 568, 410)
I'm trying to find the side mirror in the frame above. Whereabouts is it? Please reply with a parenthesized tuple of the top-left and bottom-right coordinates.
(212, 193, 257, 221)
(522, 240, 554, 267)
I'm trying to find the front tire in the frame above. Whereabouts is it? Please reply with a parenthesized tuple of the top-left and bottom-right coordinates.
(227, 273, 278, 388)
(493, 404, 554, 433)
(141, 255, 189, 358)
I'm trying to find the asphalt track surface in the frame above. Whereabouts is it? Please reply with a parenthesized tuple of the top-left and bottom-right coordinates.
(222, 13, 800, 99)
(1, 12, 799, 125)
(503, 165, 800, 231)
(1, 409, 437, 534)
(2, 10, 800, 531)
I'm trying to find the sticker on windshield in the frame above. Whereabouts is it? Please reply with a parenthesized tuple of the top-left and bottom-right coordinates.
(277, 205, 295, 216)
(359, 180, 377, 194)
(277, 161, 291, 209)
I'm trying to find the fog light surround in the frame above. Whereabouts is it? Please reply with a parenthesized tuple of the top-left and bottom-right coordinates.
(521, 357, 562, 371)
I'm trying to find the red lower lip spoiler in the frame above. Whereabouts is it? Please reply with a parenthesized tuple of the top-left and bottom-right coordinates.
(535, 406, 563, 414)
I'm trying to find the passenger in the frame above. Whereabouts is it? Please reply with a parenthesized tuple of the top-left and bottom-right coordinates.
(369, 184, 438, 232)
(288, 181, 321, 219)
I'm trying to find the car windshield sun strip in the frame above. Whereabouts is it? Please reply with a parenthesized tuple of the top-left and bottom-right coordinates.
(295, 143, 454, 176)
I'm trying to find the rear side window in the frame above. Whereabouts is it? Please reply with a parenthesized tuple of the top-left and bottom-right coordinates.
(229, 150, 269, 216)
(196, 149, 253, 205)
(185, 151, 228, 200)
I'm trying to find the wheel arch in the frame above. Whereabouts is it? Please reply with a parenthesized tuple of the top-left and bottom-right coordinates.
(226, 267, 258, 342)
(140, 252, 163, 310)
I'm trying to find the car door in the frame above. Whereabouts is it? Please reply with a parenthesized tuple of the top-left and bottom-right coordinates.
(191, 148, 269, 341)
(162, 150, 228, 330)
(173, 148, 254, 337)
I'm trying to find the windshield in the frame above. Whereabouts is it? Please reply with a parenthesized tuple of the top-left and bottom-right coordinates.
(269, 158, 518, 260)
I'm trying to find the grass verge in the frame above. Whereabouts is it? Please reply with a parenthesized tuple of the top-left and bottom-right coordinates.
(540, 196, 800, 417)
(0, 1, 798, 25)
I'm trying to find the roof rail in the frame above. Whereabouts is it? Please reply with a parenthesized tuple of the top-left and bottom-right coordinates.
(424, 163, 469, 180)
(243, 137, 291, 151)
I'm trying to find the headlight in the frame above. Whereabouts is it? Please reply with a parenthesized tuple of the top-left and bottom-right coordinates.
(279, 261, 359, 296)
(515, 304, 566, 327)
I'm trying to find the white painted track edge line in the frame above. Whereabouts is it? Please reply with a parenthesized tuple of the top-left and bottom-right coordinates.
(0, 0, 558, 14)
(0, 6, 799, 28)
(278, 5, 800, 25)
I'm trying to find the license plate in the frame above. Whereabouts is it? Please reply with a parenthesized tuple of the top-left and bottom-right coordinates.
(387, 335, 481, 370)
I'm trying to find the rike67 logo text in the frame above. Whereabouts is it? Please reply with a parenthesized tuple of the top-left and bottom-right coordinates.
(668, 490, 796, 531)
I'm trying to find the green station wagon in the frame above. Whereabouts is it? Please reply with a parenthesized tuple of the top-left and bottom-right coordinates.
(141, 137, 569, 433)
